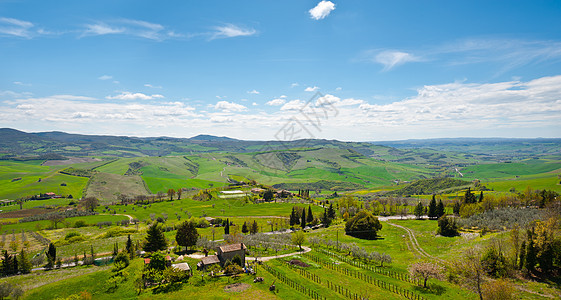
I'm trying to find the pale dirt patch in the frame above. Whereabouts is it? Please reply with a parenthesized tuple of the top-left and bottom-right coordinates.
(224, 282, 251, 293)
(42, 157, 102, 166)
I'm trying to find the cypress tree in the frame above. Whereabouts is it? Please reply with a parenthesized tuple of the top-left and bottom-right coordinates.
(453, 202, 461, 215)
(47, 243, 56, 263)
(428, 195, 438, 219)
(224, 218, 230, 235)
(126, 235, 134, 258)
(289, 208, 297, 227)
(518, 240, 526, 270)
(328, 203, 336, 220)
(436, 199, 445, 218)
(307, 205, 314, 223)
(525, 230, 537, 272)
(242, 221, 249, 234)
(18, 248, 31, 274)
(251, 220, 259, 234)
(301, 210, 306, 229)
(479, 191, 484, 203)
(1, 250, 12, 276)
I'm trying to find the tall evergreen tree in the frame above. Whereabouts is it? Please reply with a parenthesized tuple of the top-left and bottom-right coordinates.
(251, 220, 259, 234)
(414, 202, 424, 219)
(328, 203, 336, 220)
(453, 202, 461, 215)
(301, 210, 306, 229)
(428, 195, 438, 219)
(321, 208, 331, 227)
(463, 188, 476, 204)
(289, 207, 298, 227)
(307, 206, 314, 223)
(479, 191, 484, 203)
(143, 223, 168, 252)
(18, 248, 31, 274)
(241, 221, 249, 234)
(113, 242, 119, 257)
(224, 218, 230, 235)
(525, 230, 537, 273)
(1, 250, 13, 276)
(126, 235, 134, 258)
(47, 243, 56, 263)
(436, 199, 445, 218)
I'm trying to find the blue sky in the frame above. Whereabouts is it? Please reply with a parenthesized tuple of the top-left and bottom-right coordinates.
(1, 0, 560, 141)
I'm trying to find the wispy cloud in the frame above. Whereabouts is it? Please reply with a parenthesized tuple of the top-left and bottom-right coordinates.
(305, 86, 319, 92)
(106, 92, 164, 100)
(210, 24, 256, 40)
(247, 89, 260, 94)
(373, 50, 423, 71)
(0, 17, 34, 38)
(144, 84, 162, 89)
(98, 75, 113, 80)
(82, 19, 174, 41)
(365, 38, 561, 74)
(309, 1, 336, 20)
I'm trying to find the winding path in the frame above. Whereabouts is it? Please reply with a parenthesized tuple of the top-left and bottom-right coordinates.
(386, 221, 439, 261)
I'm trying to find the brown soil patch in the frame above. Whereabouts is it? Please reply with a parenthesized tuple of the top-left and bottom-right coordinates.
(224, 282, 251, 293)
(287, 259, 309, 267)
(0, 208, 49, 218)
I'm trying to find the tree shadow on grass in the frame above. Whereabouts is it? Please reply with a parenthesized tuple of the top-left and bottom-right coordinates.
(152, 282, 184, 294)
(413, 283, 446, 296)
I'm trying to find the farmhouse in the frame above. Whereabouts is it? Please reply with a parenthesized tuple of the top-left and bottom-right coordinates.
(197, 243, 248, 270)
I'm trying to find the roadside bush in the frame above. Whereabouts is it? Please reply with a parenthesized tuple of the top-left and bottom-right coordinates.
(437, 216, 459, 237)
(101, 227, 137, 238)
(224, 264, 243, 275)
(114, 252, 130, 269)
(73, 220, 87, 228)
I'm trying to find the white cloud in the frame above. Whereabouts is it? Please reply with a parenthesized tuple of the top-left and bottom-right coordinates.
(106, 92, 164, 100)
(305, 86, 319, 92)
(374, 50, 422, 70)
(280, 99, 304, 111)
(211, 24, 256, 39)
(13, 81, 31, 86)
(335, 87, 342, 91)
(291, 83, 299, 88)
(247, 89, 260, 94)
(266, 98, 286, 106)
(315, 94, 340, 106)
(309, 1, 336, 20)
(214, 101, 247, 112)
(144, 84, 162, 89)
(98, 75, 112, 80)
(0, 17, 34, 38)
(252, 102, 258, 106)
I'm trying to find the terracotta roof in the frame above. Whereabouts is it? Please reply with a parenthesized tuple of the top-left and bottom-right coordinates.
(201, 255, 220, 265)
(144, 258, 151, 264)
(219, 243, 247, 253)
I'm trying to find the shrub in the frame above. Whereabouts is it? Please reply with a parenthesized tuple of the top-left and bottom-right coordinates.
(437, 216, 459, 237)
(224, 264, 243, 275)
(74, 220, 88, 228)
(460, 207, 545, 231)
(345, 210, 382, 239)
(65, 232, 81, 240)
(480, 244, 508, 277)
(114, 252, 130, 268)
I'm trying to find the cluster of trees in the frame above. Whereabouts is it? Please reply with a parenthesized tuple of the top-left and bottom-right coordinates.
(138, 252, 189, 292)
(289, 206, 315, 228)
(437, 216, 459, 237)
(297, 189, 311, 198)
(1, 249, 32, 277)
(241, 220, 259, 235)
(344, 210, 383, 239)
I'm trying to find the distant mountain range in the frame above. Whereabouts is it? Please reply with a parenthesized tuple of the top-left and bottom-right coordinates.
(1, 128, 560, 160)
